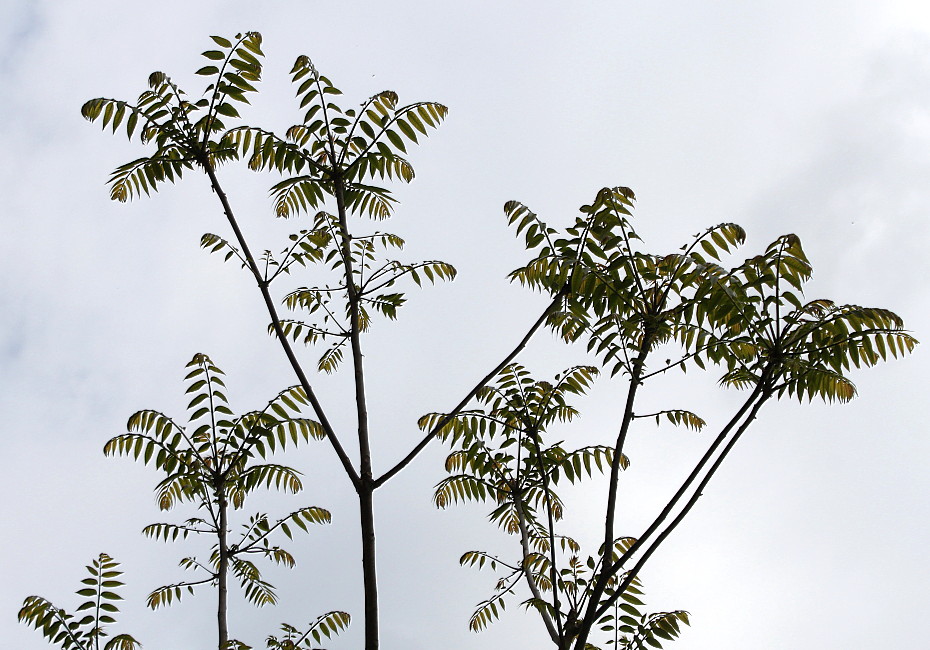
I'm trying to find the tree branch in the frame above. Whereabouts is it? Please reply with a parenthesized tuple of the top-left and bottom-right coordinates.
(599, 390, 770, 619)
(571, 382, 773, 650)
(373, 285, 569, 489)
(514, 496, 560, 643)
(200, 161, 360, 488)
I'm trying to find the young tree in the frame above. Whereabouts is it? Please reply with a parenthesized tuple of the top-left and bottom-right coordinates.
(22, 30, 915, 650)
(23, 353, 349, 650)
(103, 353, 340, 649)
(19, 554, 140, 650)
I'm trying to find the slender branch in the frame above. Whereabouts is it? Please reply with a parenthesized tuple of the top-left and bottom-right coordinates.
(575, 382, 764, 644)
(304, 292, 347, 331)
(361, 260, 449, 295)
(513, 496, 559, 643)
(166, 417, 207, 472)
(49, 606, 87, 650)
(237, 509, 305, 555)
(343, 101, 436, 171)
(600, 342, 651, 567)
(200, 161, 360, 488)
(153, 576, 215, 591)
(374, 285, 569, 488)
(338, 93, 385, 167)
(637, 334, 741, 381)
(571, 382, 772, 650)
(267, 228, 327, 282)
(596, 389, 771, 621)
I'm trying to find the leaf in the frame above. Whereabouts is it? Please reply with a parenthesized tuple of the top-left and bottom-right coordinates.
(385, 129, 406, 153)
(216, 103, 240, 118)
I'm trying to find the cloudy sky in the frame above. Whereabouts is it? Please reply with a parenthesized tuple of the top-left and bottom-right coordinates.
(2, 1, 929, 649)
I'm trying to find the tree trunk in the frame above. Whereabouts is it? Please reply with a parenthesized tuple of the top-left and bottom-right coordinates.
(359, 484, 379, 650)
(217, 487, 229, 650)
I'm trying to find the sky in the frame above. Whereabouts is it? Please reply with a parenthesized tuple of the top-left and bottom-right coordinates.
(1, 1, 928, 648)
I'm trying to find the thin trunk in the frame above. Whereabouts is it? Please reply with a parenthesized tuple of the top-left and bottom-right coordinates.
(217, 486, 229, 650)
(601, 344, 651, 559)
(332, 175, 380, 650)
(358, 486, 379, 650)
(513, 496, 559, 643)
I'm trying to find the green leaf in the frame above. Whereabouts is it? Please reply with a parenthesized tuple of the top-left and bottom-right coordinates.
(397, 119, 417, 142)
(216, 103, 240, 118)
(385, 129, 406, 153)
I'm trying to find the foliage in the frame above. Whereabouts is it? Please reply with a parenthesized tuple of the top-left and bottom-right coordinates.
(77, 32, 458, 650)
(429, 187, 916, 649)
(681, 234, 917, 401)
(265, 611, 352, 650)
(19, 554, 140, 650)
(81, 33, 265, 201)
(21, 30, 917, 650)
(103, 353, 330, 613)
(425, 363, 685, 649)
(227, 53, 448, 219)
(198, 55, 454, 374)
(203, 207, 455, 374)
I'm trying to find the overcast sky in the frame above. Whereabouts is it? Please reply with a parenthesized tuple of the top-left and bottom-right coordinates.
(1, 1, 929, 649)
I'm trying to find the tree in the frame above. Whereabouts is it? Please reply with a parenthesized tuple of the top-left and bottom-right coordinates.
(21, 32, 916, 650)
(104, 353, 339, 649)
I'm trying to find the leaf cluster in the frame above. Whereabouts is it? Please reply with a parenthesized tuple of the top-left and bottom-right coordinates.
(509, 187, 916, 404)
(81, 33, 264, 201)
(264, 611, 352, 649)
(200, 207, 455, 374)
(222, 54, 447, 220)
(104, 353, 330, 610)
(680, 234, 918, 401)
(18, 554, 140, 650)
(595, 580, 689, 650)
(424, 364, 640, 639)
(426, 364, 611, 524)
(508, 187, 747, 378)
(437, 186, 918, 649)
(194, 53, 454, 376)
